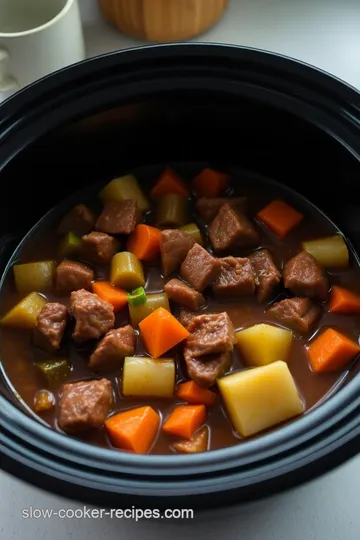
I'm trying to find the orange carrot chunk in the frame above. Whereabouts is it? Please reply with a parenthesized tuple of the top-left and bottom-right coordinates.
(329, 286, 360, 315)
(127, 224, 162, 261)
(150, 168, 189, 198)
(257, 199, 303, 238)
(163, 404, 206, 440)
(307, 328, 360, 373)
(139, 307, 189, 358)
(193, 168, 230, 197)
(176, 381, 217, 406)
(92, 281, 128, 313)
(105, 406, 160, 454)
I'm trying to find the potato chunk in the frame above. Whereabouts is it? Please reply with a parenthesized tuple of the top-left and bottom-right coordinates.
(1, 292, 47, 329)
(302, 235, 349, 268)
(236, 323, 292, 366)
(218, 361, 304, 437)
(122, 357, 175, 398)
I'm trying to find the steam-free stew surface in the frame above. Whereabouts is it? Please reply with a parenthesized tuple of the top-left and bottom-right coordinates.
(1, 168, 360, 454)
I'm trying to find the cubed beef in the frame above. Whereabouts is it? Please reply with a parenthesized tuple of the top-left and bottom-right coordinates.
(71, 289, 115, 343)
(212, 257, 255, 298)
(89, 326, 136, 372)
(58, 378, 113, 434)
(164, 278, 205, 311)
(95, 200, 139, 235)
(208, 204, 259, 252)
(56, 260, 94, 295)
(185, 312, 236, 358)
(181, 243, 221, 292)
(196, 197, 247, 223)
(82, 231, 120, 265)
(160, 229, 195, 277)
(179, 308, 200, 329)
(248, 248, 281, 303)
(57, 204, 96, 236)
(268, 297, 322, 334)
(185, 351, 231, 388)
(34, 302, 68, 354)
(284, 251, 329, 300)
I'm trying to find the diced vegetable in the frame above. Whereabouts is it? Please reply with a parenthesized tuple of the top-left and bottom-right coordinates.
(128, 287, 147, 307)
(110, 251, 145, 289)
(329, 285, 360, 314)
(236, 323, 293, 367)
(163, 404, 206, 440)
(151, 168, 189, 198)
(34, 390, 55, 412)
(217, 361, 304, 437)
(58, 232, 82, 258)
(99, 174, 150, 211)
(35, 359, 70, 387)
(176, 380, 216, 406)
(129, 292, 170, 326)
(172, 426, 209, 454)
(257, 199, 303, 238)
(123, 357, 175, 398)
(126, 224, 162, 261)
(139, 307, 189, 358)
(193, 168, 230, 197)
(179, 223, 203, 245)
(156, 194, 188, 227)
(92, 281, 128, 313)
(105, 406, 160, 454)
(13, 261, 56, 294)
(307, 328, 360, 373)
(302, 235, 349, 268)
(1, 292, 47, 329)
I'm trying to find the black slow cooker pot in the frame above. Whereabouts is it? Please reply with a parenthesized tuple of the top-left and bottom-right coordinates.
(1, 44, 360, 510)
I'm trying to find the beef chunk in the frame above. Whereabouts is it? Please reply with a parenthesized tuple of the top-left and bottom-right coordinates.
(268, 297, 322, 334)
(179, 308, 200, 329)
(71, 289, 115, 343)
(57, 204, 96, 236)
(82, 231, 120, 265)
(56, 260, 94, 295)
(248, 249, 281, 303)
(160, 229, 195, 277)
(95, 200, 139, 235)
(34, 302, 68, 354)
(58, 378, 113, 434)
(212, 257, 255, 298)
(164, 278, 205, 311)
(185, 351, 231, 388)
(185, 312, 236, 358)
(284, 251, 329, 300)
(89, 326, 136, 372)
(181, 243, 220, 291)
(208, 204, 259, 252)
(196, 197, 247, 223)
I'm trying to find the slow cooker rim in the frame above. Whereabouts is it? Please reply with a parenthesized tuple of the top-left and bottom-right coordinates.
(1, 42, 360, 486)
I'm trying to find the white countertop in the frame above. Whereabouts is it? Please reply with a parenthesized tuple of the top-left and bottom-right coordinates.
(1, 0, 360, 538)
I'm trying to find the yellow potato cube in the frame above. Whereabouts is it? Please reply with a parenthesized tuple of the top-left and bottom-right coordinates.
(122, 357, 175, 398)
(1, 292, 47, 329)
(99, 175, 150, 211)
(218, 361, 304, 438)
(236, 323, 292, 366)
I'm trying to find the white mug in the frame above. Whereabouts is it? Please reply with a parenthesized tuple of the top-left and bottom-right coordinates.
(0, 0, 85, 94)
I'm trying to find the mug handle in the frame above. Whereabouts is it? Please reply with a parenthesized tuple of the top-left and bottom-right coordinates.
(0, 47, 19, 93)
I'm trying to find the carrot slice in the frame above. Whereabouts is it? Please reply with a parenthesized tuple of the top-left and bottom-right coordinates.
(127, 224, 162, 261)
(257, 199, 303, 238)
(105, 406, 160, 454)
(139, 307, 189, 358)
(163, 404, 206, 439)
(307, 328, 360, 373)
(193, 168, 230, 197)
(150, 168, 189, 197)
(92, 281, 128, 313)
(176, 381, 217, 406)
(329, 285, 360, 314)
